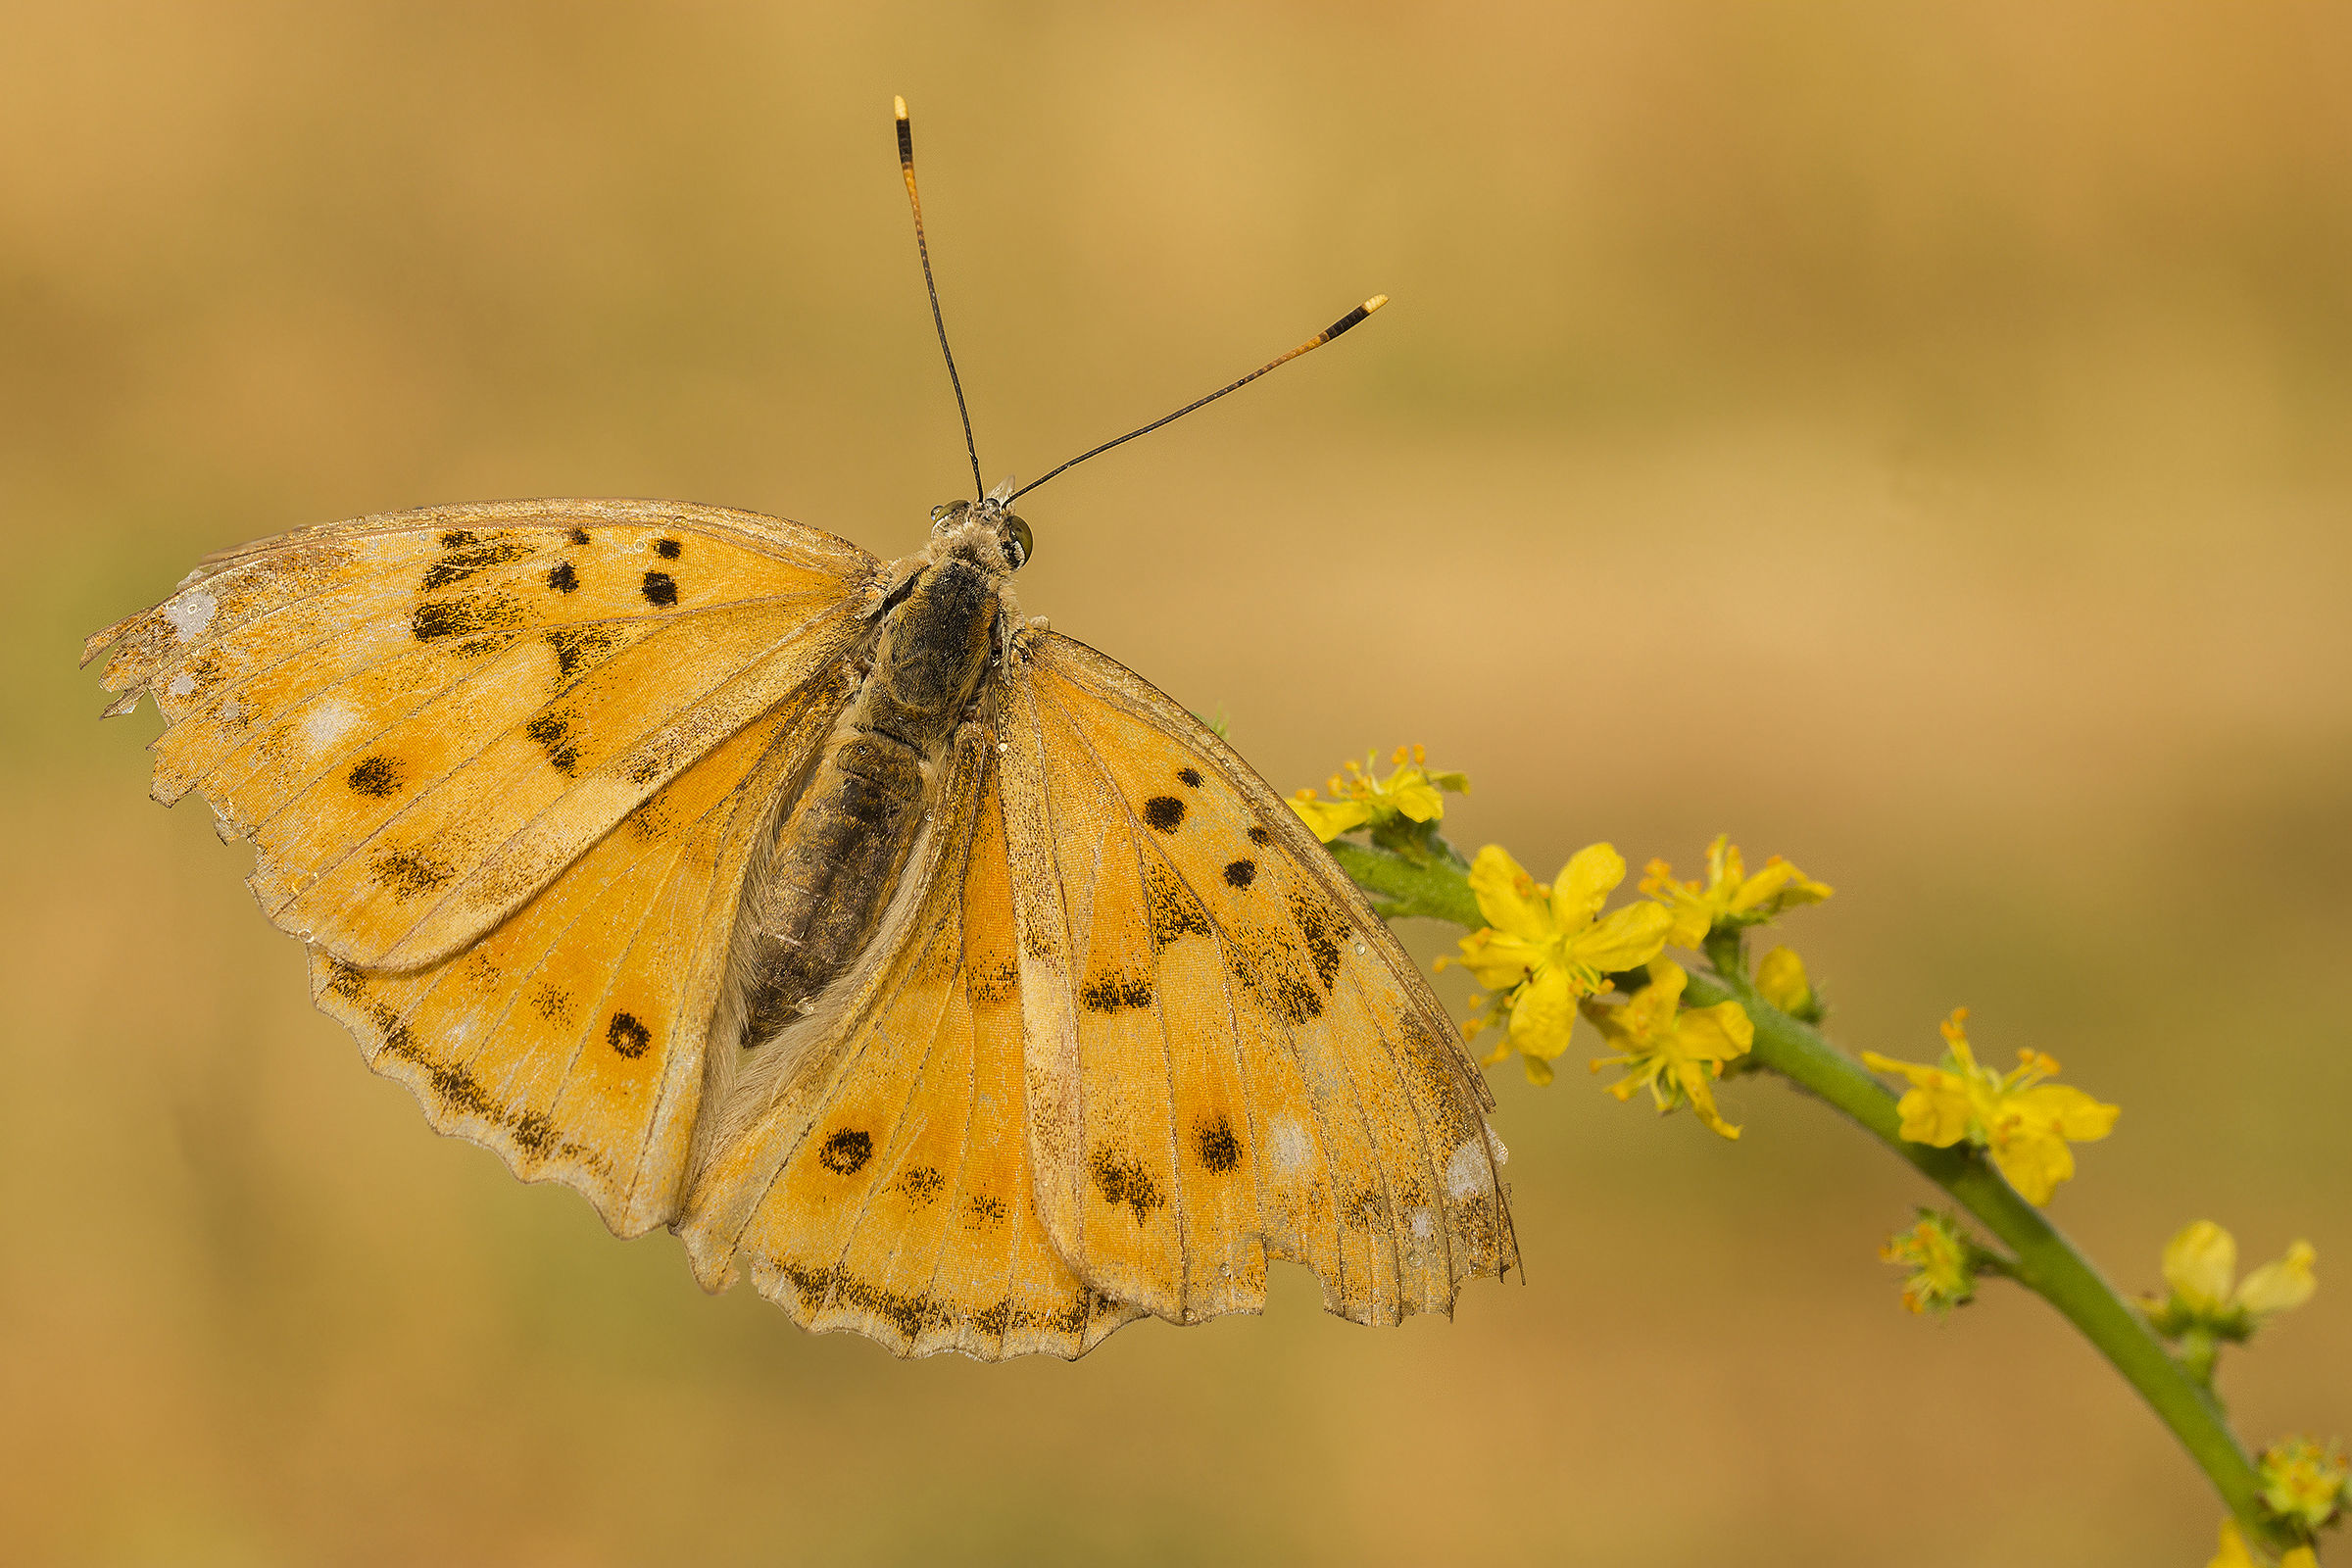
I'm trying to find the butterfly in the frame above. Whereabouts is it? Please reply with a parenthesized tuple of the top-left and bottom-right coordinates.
(80, 99, 1516, 1361)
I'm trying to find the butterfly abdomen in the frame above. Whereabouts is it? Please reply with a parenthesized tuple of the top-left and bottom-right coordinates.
(732, 526, 1011, 1046)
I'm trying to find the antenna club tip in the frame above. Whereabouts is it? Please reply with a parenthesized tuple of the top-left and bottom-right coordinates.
(894, 95, 908, 120)
(1364, 293, 1390, 313)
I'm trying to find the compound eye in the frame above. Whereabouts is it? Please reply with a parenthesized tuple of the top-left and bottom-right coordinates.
(1004, 514, 1033, 569)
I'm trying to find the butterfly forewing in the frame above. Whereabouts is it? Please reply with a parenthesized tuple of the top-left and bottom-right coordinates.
(86, 499, 883, 969)
(998, 632, 1517, 1329)
(310, 674, 850, 1235)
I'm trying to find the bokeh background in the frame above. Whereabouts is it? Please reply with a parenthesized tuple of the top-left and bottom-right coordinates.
(6, 4, 2349, 1564)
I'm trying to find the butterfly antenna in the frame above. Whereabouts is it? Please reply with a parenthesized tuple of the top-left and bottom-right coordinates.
(896, 95, 986, 501)
(1007, 294, 1388, 504)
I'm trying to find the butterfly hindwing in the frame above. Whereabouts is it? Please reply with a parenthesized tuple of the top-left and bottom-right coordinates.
(309, 665, 852, 1236)
(85, 499, 882, 969)
(680, 733, 1145, 1359)
(998, 632, 1518, 1330)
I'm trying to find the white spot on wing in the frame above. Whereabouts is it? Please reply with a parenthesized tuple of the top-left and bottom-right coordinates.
(165, 589, 218, 639)
(166, 673, 196, 698)
(303, 698, 361, 752)
(1269, 1117, 1309, 1174)
(1410, 1207, 1433, 1240)
(1446, 1137, 1490, 1200)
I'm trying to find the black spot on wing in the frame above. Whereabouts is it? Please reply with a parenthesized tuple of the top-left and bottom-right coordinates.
(607, 1011, 652, 1058)
(1079, 970, 1153, 1012)
(346, 756, 401, 797)
(964, 1192, 1008, 1227)
(819, 1128, 872, 1175)
(1088, 1147, 1165, 1223)
(320, 956, 367, 1002)
(530, 983, 571, 1022)
(967, 960, 1017, 1005)
(1177, 766, 1202, 788)
(420, 537, 534, 592)
(1142, 795, 1186, 833)
(1145, 858, 1213, 946)
(546, 561, 579, 593)
(565, 526, 590, 546)
(653, 537, 682, 560)
(898, 1166, 945, 1203)
(512, 1112, 558, 1156)
(641, 570, 679, 607)
(546, 624, 625, 680)
(373, 847, 454, 899)
(1289, 890, 1349, 989)
(1271, 973, 1325, 1023)
(364, 1002, 413, 1057)
(524, 710, 582, 775)
(1233, 936, 1328, 1024)
(624, 795, 675, 844)
(413, 594, 522, 642)
(1223, 858, 1256, 889)
(1196, 1116, 1241, 1173)
(1248, 824, 1273, 846)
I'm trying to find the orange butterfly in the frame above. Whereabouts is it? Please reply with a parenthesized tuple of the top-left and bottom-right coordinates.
(81, 100, 1515, 1360)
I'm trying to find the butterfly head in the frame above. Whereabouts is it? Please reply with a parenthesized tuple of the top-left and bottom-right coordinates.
(929, 489, 1033, 573)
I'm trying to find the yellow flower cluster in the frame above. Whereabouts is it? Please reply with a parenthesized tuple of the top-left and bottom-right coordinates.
(2261, 1438, 2350, 1537)
(1861, 1009, 2119, 1205)
(1642, 833, 1833, 949)
(1583, 960, 1755, 1138)
(1290, 745, 2332, 1556)
(2142, 1221, 2318, 1343)
(1445, 833, 1828, 1125)
(1446, 843, 1675, 1084)
(1881, 1210, 1984, 1316)
(1288, 745, 1469, 843)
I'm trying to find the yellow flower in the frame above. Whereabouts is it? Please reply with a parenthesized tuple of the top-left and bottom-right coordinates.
(1447, 844, 1677, 1081)
(2209, 1517, 2319, 1568)
(2239, 1241, 2321, 1317)
(1288, 744, 1469, 842)
(1880, 1209, 1983, 1316)
(1642, 833, 1834, 949)
(2261, 1438, 2350, 1536)
(2143, 1222, 2319, 1340)
(1859, 1008, 2119, 1205)
(1754, 944, 1820, 1020)
(1581, 959, 1754, 1138)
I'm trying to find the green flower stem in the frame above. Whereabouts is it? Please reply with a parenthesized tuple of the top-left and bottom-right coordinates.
(1682, 960, 2283, 1555)
(1327, 840, 1482, 927)
(1332, 837, 2289, 1556)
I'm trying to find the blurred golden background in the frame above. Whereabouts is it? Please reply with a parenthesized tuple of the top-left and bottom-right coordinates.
(6, 3, 2349, 1563)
